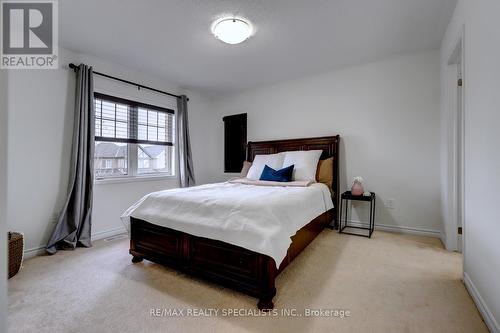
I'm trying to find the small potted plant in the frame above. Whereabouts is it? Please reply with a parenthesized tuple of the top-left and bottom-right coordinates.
(351, 176, 365, 196)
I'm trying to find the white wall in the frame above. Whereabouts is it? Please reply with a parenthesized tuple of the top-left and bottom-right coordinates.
(0, 69, 9, 333)
(440, 1, 500, 331)
(6, 48, 212, 255)
(206, 50, 442, 235)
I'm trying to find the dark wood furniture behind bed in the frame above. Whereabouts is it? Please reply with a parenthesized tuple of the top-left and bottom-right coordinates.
(129, 135, 340, 310)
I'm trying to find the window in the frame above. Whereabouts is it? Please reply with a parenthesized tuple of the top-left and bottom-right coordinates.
(93, 93, 175, 180)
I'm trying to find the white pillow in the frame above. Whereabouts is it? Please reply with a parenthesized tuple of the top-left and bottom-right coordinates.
(246, 153, 285, 180)
(282, 150, 323, 181)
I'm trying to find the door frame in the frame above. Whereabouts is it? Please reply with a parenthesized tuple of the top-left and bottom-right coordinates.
(445, 27, 465, 256)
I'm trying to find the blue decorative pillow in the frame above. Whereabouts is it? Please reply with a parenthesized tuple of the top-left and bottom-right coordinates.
(259, 164, 294, 182)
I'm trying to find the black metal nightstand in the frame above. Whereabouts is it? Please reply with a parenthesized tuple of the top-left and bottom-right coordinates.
(339, 191, 376, 238)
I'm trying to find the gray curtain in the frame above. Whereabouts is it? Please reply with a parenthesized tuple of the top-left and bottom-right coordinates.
(46, 64, 95, 254)
(176, 95, 196, 187)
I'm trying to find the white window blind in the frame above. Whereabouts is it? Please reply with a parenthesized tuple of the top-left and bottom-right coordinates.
(94, 92, 174, 146)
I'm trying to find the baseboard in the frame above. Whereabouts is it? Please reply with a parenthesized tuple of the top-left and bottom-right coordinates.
(24, 245, 46, 259)
(440, 230, 446, 246)
(438, 230, 447, 248)
(23, 226, 127, 259)
(344, 220, 441, 238)
(92, 226, 127, 241)
(464, 272, 500, 333)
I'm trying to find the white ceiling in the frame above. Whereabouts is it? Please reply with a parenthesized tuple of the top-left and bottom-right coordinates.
(60, 0, 457, 96)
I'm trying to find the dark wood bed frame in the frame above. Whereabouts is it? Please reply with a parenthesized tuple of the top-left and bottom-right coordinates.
(129, 136, 340, 310)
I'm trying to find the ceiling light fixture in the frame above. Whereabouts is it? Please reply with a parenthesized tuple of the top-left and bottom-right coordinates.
(211, 17, 253, 45)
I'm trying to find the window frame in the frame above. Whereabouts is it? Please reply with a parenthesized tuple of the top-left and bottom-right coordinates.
(93, 92, 176, 182)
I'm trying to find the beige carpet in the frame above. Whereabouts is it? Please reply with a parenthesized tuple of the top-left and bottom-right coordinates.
(8, 230, 487, 333)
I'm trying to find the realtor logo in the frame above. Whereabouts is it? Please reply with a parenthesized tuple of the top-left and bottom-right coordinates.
(1, 0, 58, 69)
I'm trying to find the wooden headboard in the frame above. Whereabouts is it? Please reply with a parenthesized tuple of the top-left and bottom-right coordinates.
(247, 135, 340, 227)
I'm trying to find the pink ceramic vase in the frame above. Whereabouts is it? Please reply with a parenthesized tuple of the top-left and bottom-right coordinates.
(351, 181, 364, 196)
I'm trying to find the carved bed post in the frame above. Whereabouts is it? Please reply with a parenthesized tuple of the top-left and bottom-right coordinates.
(257, 257, 278, 311)
(332, 135, 340, 229)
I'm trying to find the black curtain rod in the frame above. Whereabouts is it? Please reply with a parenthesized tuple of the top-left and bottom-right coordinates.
(68, 63, 188, 101)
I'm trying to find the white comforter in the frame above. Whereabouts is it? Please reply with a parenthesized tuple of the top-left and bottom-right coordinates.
(121, 182, 333, 266)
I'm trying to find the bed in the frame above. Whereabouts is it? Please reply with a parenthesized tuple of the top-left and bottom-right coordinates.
(124, 136, 340, 310)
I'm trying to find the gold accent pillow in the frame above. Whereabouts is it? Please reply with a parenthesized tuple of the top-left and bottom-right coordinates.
(316, 157, 333, 192)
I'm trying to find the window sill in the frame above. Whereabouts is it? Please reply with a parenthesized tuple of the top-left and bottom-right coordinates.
(94, 174, 177, 185)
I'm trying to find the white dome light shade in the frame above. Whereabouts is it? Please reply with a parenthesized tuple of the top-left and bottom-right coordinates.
(211, 17, 253, 44)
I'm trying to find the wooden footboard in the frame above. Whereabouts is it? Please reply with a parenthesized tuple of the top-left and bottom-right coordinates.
(129, 209, 332, 310)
